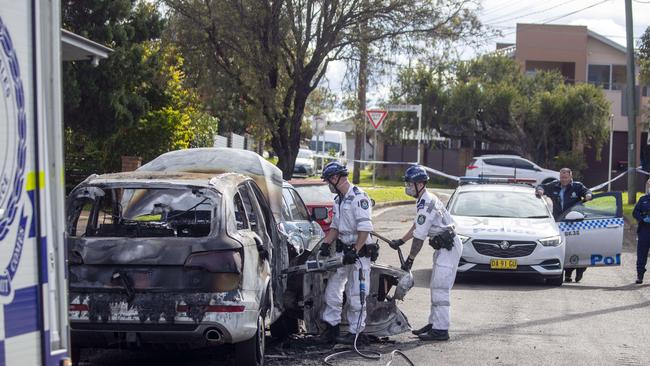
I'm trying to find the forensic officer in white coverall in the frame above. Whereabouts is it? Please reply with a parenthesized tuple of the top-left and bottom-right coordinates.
(317, 162, 375, 345)
(390, 165, 463, 341)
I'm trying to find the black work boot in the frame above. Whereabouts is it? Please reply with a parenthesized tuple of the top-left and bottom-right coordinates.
(575, 269, 585, 283)
(636, 274, 644, 284)
(564, 276, 572, 283)
(411, 323, 432, 336)
(316, 324, 339, 344)
(418, 329, 449, 341)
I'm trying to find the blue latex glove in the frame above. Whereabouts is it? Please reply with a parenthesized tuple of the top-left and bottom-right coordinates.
(643, 217, 650, 223)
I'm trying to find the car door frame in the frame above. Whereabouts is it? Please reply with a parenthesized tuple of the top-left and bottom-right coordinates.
(558, 192, 624, 268)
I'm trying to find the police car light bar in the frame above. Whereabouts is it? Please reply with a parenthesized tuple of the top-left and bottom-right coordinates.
(458, 177, 537, 186)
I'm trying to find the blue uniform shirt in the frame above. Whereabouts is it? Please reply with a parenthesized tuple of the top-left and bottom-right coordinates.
(633, 194, 650, 233)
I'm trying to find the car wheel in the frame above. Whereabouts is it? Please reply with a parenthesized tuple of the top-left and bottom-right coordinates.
(546, 276, 563, 286)
(270, 313, 300, 339)
(235, 314, 266, 366)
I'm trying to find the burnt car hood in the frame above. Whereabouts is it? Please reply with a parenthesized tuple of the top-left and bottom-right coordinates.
(68, 236, 242, 265)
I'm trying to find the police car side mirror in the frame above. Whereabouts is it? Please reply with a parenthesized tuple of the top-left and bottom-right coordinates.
(564, 211, 585, 222)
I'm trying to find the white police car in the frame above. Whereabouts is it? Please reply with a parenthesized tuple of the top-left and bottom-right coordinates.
(448, 178, 624, 285)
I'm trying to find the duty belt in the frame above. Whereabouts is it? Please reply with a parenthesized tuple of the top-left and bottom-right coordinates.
(429, 229, 456, 251)
(335, 239, 379, 260)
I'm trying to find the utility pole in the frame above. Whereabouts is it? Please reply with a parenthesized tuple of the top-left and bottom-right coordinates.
(352, 5, 369, 185)
(625, 0, 637, 204)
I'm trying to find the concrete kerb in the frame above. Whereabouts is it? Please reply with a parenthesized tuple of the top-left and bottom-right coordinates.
(373, 200, 414, 209)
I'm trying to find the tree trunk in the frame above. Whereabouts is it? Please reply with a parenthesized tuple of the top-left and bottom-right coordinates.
(353, 17, 369, 185)
(273, 88, 309, 180)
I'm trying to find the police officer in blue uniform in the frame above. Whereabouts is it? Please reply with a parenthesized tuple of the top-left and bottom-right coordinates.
(632, 182, 650, 284)
(536, 168, 592, 282)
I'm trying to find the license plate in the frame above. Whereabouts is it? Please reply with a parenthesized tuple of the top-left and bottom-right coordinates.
(490, 259, 517, 270)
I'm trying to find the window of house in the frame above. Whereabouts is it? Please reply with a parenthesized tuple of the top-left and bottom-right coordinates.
(611, 65, 627, 90)
(588, 65, 611, 89)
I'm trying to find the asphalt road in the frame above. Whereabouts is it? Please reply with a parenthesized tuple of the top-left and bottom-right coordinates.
(81, 190, 650, 366)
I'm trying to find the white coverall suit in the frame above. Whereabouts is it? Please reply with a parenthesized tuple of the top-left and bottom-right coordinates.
(413, 190, 463, 330)
(322, 185, 374, 334)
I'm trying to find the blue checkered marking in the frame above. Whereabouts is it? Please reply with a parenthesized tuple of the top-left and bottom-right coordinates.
(558, 217, 624, 232)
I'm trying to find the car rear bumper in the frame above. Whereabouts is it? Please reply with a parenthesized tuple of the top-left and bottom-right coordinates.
(70, 308, 259, 348)
(69, 290, 261, 348)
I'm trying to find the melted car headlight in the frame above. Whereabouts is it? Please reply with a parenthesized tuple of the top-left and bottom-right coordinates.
(456, 234, 471, 243)
(540, 235, 562, 247)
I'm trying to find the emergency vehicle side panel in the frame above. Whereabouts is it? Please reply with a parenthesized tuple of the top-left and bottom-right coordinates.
(561, 192, 624, 268)
(1, 1, 68, 365)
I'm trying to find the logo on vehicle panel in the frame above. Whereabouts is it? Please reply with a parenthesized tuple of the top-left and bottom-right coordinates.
(499, 241, 510, 250)
(417, 214, 426, 225)
(0, 16, 28, 300)
(360, 199, 369, 210)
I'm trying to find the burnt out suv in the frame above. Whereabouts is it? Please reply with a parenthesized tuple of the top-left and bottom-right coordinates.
(67, 171, 282, 366)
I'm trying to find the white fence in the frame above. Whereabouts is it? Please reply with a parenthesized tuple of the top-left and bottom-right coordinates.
(213, 133, 262, 154)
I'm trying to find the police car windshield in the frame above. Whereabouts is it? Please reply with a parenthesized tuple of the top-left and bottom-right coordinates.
(450, 190, 550, 219)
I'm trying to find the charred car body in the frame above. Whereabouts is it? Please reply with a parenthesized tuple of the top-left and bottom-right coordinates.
(66, 148, 413, 364)
(67, 171, 280, 365)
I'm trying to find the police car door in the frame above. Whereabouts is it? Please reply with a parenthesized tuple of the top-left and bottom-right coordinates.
(560, 192, 623, 268)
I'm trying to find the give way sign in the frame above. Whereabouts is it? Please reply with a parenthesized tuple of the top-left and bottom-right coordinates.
(366, 109, 388, 130)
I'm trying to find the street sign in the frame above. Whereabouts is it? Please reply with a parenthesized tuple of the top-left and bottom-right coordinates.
(366, 109, 387, 130)
(386, 104, 420, 112)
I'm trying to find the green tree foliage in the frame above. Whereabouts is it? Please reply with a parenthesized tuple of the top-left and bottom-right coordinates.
(63, 1, 216, 183)
(102, 42, 218, 171)
(640, 26, 650, 126)
(387, 55, 611, 170)
(164, 0, 482, 179)
(640, 26, 650, 86)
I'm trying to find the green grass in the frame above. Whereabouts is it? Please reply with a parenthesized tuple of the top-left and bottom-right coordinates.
(362, 186, 414, 203)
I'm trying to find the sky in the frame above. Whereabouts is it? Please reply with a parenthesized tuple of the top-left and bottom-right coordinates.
(323, 0, 650, 119)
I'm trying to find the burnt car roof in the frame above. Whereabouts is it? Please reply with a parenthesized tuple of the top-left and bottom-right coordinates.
(78, 171, 250, 190)
(287, 179, 325, 186)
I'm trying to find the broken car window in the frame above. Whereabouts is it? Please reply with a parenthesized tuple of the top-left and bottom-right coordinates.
(233, 192, 249, 230)
(68, 187, 219, 237)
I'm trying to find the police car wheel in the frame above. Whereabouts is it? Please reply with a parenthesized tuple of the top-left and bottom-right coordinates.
(546, 276, 563, 286)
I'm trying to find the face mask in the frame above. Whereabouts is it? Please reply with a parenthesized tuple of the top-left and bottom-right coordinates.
(405, 184, 417, 197)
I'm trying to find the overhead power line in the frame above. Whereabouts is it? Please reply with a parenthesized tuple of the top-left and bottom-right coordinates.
(496, 0, 610, 38)
(486, 0, 575, 25)
(486, 0, 573, 24)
